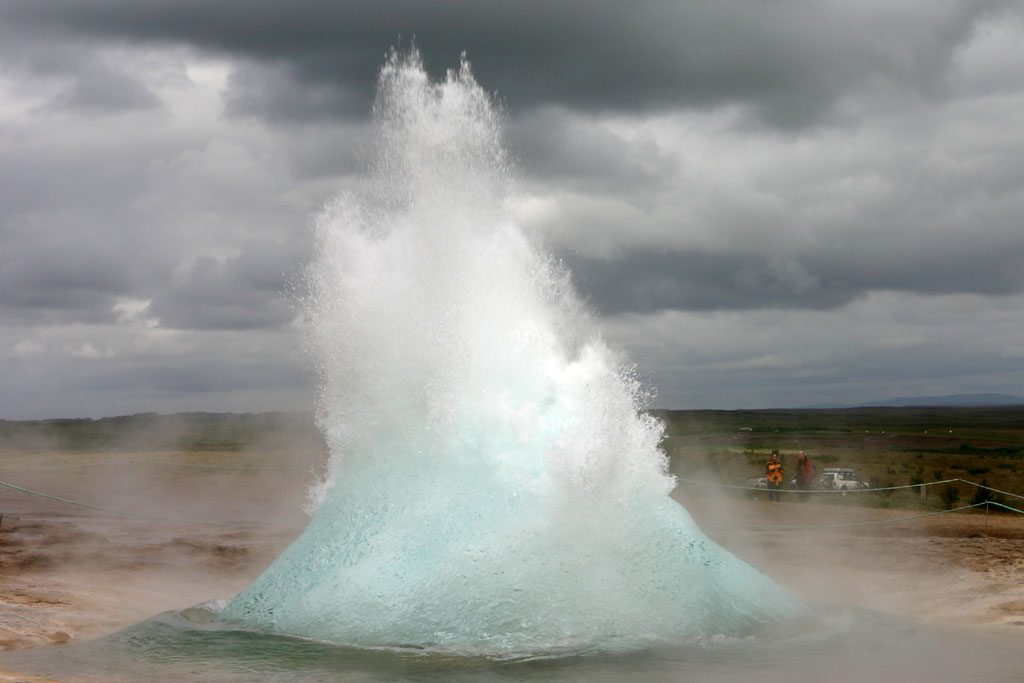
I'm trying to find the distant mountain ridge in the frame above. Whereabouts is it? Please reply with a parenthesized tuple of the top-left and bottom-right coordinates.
(797, 393, 1024, 409)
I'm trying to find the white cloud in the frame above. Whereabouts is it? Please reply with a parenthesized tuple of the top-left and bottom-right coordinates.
(10, 338, 44, 357)
(70, 342, 113, 359)
(113, 298, 154, 324)
(186, 59, 232, 91)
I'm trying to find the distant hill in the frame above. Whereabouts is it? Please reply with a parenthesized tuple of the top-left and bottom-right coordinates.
(797, 393, 1024, 409)
(0, 411, 324, 452)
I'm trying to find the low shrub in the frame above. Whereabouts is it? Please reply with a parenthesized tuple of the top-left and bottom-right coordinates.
(939, 486, 959, 509)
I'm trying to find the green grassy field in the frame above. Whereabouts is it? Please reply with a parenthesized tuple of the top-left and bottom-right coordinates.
(656, 406, 1024, 512)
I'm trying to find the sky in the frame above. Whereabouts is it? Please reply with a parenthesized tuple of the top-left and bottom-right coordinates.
(1, 0, 1023, 418)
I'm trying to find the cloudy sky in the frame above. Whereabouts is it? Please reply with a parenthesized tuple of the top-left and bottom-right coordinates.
(2, 0, 1023, 419)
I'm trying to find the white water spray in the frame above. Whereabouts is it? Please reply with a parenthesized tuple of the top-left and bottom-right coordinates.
(222, 50, 805, 652)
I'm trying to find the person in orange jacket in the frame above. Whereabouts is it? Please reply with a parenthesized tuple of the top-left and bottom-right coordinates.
(765, 451, 784, 501)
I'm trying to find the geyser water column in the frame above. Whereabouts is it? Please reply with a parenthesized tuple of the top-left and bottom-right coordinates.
(221, 50, 806, 652)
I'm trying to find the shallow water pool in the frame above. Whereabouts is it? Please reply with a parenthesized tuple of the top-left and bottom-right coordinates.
(2, 601, 1021, 682)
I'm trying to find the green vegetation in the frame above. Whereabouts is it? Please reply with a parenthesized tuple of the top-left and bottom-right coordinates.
(654, 406, 1024, 513)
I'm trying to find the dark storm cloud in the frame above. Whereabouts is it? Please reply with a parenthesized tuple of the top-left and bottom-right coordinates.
(2, 0, 1022, 416)
(567, 234, 1024, 315)
(0, 219, 160, 326)
(565, 250, 853, 314)
(0, 18, 161, 115)
(0, 0, 1008, 126)
(506, 108, 677, 192)
(0, 142, 171, 326)
(52, 60, 161, 113)
(0, 132, 160, 218)
(0, 157, 307, 331)
(813, 239, 1024, 299)
(75, 356, 309, 395)
(223, 61, 367, 123)
(0, 321, 316, 418)
(146, 242, 307, 331)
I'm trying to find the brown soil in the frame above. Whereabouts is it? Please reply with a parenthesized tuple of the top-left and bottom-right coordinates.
(675, 490, 1024, 629)
(0, 451, 311, 652)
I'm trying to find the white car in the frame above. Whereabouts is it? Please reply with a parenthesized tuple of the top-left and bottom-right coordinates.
(819, 468, 869, 490)
(745, 477, 768, 489)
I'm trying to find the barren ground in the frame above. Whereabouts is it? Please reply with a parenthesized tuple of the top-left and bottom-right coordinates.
(0, 450, 312, 654)
(674, 490, 1024, 629)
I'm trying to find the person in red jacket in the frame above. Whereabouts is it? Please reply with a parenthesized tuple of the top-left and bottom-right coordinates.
(796, 451, 815, 502)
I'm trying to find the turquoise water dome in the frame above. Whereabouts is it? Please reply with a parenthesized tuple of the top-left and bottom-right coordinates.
(221, 50, 806, 653)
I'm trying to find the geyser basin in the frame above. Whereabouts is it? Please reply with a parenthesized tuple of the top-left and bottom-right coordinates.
(220, 49, 807, 652)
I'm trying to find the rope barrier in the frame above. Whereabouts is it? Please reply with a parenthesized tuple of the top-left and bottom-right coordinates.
(967, 481, 1024, 502)
(985, 500, 1024, 515)
(675, 476, 954, 493)
(702, 501, 1022, 530)
(675, 476, 1024, 501)
(0, 479, 257, 526)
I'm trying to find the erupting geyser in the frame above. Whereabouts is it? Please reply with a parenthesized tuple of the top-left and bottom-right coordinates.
(221, 50, 805, 652)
